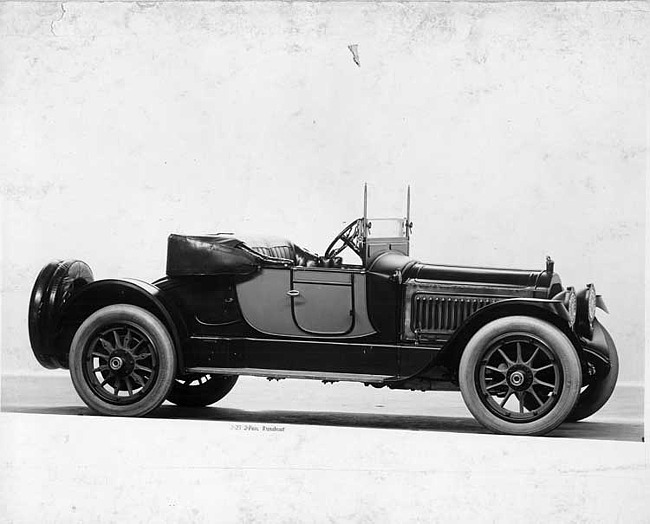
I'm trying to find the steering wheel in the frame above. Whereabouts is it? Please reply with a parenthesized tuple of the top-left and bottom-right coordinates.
(324, 219, 363, 260)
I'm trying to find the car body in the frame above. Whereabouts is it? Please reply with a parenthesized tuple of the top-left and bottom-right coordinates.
(28, 186, 619, 435)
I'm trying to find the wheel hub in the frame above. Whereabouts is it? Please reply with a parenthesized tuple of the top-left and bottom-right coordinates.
(107, 349, 135, 376)
(506, 364, 533, 391)
(477, 335, 563, 423)
(509, 371, 525, 386)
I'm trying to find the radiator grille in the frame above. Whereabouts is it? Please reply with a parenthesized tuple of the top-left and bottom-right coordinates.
(412, 295, 498, 332)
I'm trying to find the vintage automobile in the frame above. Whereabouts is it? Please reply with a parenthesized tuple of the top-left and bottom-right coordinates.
(28, 187, 618, 436)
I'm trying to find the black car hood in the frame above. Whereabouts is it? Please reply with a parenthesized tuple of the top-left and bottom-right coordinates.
(368, 251, 551, 289)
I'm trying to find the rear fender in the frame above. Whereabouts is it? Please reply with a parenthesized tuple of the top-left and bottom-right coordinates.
(55, 278, 187, 372)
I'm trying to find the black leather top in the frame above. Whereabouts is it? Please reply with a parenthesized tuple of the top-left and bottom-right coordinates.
(166, 234, 260, 276)
(166, 234, 322, 276)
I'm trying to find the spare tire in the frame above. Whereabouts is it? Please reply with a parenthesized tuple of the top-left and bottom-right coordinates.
(28, 259, 94, 369)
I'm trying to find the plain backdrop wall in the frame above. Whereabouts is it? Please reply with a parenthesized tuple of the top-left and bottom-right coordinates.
(0, 2, 646, 382)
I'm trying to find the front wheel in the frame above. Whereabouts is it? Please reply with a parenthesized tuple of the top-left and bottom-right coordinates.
(167, 373, 238, 407)
(459, 316, 581, 436)
(69, 304, 177, 417)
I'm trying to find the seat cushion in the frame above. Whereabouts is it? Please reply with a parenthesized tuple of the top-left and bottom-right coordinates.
(240, 236, 296, 262)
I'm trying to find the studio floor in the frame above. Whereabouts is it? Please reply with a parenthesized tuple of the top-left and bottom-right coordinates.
(1, 373, 643, 442)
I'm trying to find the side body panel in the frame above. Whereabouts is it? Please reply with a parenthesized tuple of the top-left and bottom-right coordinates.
(156, 273, 397, 377)
(183, 336, 400, 378)
(153, 276, 245, 337)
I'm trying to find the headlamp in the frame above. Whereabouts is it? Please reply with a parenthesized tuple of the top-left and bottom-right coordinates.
(576, 283, 597, 337)
(567, 289, 577, 327)
(586, 284, 596, 322)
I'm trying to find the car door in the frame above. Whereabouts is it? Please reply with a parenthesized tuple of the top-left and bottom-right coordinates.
(236, 266, 375, 339)
(290, 268, 355, 335)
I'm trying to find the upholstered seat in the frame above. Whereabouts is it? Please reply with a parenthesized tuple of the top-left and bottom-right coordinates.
(241, 237, 343, 268)
(241, 236, 319, 267)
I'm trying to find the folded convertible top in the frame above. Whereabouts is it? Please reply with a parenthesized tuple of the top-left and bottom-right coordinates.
(166, 234, 298, 276)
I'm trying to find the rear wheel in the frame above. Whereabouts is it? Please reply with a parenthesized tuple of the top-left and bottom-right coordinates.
(459, 316, 581, 436)
(167, 374, 238, 407)
(69, 304, 176, 417)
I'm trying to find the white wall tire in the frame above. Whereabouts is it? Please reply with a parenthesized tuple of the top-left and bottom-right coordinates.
(69, 304, 176, 417)
(459, 316, 581, 436)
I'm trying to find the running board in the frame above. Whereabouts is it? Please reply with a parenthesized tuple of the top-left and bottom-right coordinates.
(184, 366, 392, 383)
(189, 335, 443, 352)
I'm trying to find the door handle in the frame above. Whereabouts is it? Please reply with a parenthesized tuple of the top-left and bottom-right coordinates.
(287, 290, 300, 297)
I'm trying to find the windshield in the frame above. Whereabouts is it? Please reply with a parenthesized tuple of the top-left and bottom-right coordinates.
(367, 218, 407, 238)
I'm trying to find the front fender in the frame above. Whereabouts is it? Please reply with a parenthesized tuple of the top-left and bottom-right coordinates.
(443, 297, 577, 358)
(580, 318, 617, 380)
(54, 278, 187, 371)
(402, 298, 581, 383)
